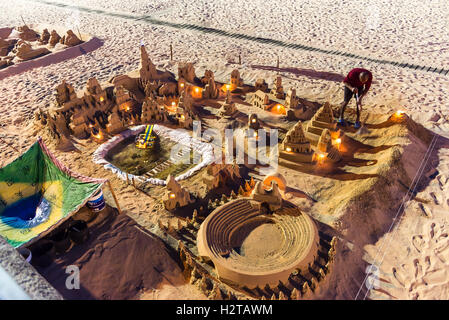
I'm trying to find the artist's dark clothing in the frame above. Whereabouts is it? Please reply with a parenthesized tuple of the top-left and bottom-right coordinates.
(343, 85, 364, 103)
(344, 68, 372, 94)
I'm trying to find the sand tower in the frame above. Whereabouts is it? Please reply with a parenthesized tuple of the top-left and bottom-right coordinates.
(280, 121, 314, 163)
(139, 44, 157, 83)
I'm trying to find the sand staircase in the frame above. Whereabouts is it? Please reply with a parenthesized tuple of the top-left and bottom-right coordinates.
(143, 148, 191, 178)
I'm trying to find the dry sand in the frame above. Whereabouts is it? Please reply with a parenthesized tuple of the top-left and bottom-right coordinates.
(1, 0, 449, 300)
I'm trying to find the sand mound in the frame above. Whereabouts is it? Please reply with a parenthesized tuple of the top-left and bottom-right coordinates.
(34, 210, 181, 300)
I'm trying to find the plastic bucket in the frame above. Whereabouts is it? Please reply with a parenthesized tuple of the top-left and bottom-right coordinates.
(86, 188, 106, 212)
(18, 247, 32, 263)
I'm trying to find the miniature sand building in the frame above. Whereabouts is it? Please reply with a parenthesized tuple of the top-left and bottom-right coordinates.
(202, 163, 241, 190)
(178, 62, 196, 83)
(252, 90, 270, 110)
(141, 95, 167, 123)
(251, 180, 283, 212)
(163, 175, 194, 210)
(270, 76, 285, 99)
(305, 102, 337, 145)
(219, 90, 238, 118)
(230, 69, 243, 90)
(202, 70, 219, 99)
(280, 121, 314, 163)
(317, 129, 342, 163)
(254, 78, 268, 92)
(248, 113, 261, 131)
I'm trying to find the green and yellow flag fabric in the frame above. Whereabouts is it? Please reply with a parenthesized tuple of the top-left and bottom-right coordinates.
(0, 138, 105, 248)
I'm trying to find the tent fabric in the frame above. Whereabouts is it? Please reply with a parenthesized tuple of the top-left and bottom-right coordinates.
(0, 138, 106, 248)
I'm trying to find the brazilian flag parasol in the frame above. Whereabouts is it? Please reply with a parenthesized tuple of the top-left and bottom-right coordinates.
(0, 138, 106, 248)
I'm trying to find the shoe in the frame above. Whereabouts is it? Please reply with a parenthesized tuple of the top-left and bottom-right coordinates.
(337, 118, 347, 126)
(354, 121, 361, 129)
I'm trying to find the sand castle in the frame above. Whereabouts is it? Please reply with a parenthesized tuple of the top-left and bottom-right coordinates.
(202, 163, 241, 190)
(163, 175, 194, 210)
(280, 121, 314, 163)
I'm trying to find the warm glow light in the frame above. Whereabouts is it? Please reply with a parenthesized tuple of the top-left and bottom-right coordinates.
(195, 87, 200, 93)
(181, 114, 185, 120)
(251, 118, 256, 123)
(253, 131, 258, 137)
(180, 83, 185, 88)
(171, 102, 176, 106)
(169, 192, 176, 199)
(100, 96, 104, 102)
(286, 147, 292, 152)
(93, 132, 103, 140)
(226, 84, 230, 91)
(336, 138, 341, 144)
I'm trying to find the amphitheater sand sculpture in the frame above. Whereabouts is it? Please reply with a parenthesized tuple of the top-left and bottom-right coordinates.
(197, 198, 319, 288)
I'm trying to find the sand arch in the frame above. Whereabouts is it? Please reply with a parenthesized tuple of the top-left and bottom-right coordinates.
(263, 173, 287, 191)
(197, 199, 319, 288)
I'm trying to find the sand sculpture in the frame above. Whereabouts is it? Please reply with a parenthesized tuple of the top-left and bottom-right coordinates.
(230, 69, 243, 90)
(251, 180, 283, 211)
(49, 30, 61, 47)
(254, 78, 268, 92)
(202, 70, 219, 99)
(196, 189, 320, 288)
(139, 44, 158, 83)
(38, 28, 50, 45)
(178, 62, 196, 83)
(163, 175, 194, 210)
(317, 129, 342, 162)
(219, 90, 238, 118)
(252, 90, 270, 110)
(280, 121, 314, 163)
(141, 95, 168, 123)
(270, 76, 285, 99)
(203, 163, 241, 190)
(16, 25, 39, 41)
(176, 91, 195, 128)
(248, 113, 261, 131)
(62, 30, 82, 47)
(15, 40, 50, 61)
(305, 102, 338, 145)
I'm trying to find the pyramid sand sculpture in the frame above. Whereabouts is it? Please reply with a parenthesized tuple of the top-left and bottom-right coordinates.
(280, 121, 314, 163)
(306, 102, 337, 145)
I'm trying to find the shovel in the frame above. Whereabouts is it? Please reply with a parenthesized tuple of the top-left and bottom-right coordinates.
(354, 92, 369, 135)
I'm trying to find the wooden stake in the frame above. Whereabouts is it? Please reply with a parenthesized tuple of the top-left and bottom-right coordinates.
(170, 44, 173, 61)
(20, 15, 27, 27)
(238, 54, 241, 65)
(107, 180, 122, 215)
(132, 177, 136, 188)
(126, 173, 129, 184)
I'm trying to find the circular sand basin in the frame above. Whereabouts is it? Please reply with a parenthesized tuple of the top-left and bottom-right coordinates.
(93, 125, 215, 185)
(197, 199, 319, 288)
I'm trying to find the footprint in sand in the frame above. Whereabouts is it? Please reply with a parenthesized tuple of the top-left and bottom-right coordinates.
(375, 222, 449, 299)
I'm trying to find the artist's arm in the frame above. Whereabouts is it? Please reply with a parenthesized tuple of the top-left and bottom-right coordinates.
(343, 81, 358, 93)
